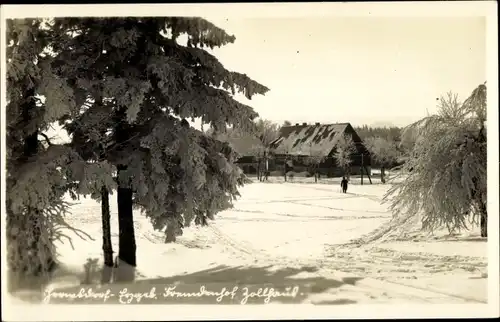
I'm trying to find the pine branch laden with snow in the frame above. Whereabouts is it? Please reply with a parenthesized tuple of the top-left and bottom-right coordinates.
(382, 84, 487, 238)
(398, 126, 418, 158)
(49, 17, 268, 244)
(131, 117, 245, 242)
(51, 17, 269, 132)
(5, 18, 117, 280)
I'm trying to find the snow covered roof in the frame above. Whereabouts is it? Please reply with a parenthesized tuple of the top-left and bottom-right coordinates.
(270, 123, 351, 157)
(226, 135, 264, 156)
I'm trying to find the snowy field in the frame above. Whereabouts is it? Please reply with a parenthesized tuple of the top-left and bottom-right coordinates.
(6, 176, 488, 308)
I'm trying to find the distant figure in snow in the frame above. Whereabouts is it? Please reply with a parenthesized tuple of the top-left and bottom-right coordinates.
(340, 176, 349, 193)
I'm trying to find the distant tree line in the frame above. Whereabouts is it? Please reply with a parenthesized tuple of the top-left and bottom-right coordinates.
(353, 125, 402, 142)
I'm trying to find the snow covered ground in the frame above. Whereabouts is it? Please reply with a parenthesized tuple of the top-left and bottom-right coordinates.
(4, 175, 492, 316)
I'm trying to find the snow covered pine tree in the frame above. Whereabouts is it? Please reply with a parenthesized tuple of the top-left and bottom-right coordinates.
(50, 17, 269, 281)
(5, 18, 113, 286)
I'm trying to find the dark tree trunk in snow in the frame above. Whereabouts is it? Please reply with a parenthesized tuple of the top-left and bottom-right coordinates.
(479, 200, 487, 238)
(381, 167, 386, 184)
(165, 218, 186, 243)
(471, 175, 487, 238)
(165, 223, 176, 243)
(195, 212, 209, 227)
(477, 125, 487, 238)
(480, 213, 487, 238)
(117, 177, 136, 265)
(284, 158, 290, 182)
(100, 186, 113, 283)
(257, 156, 262, 181)
(115, 165, 136, 282)
(24, 96, 43, 274)
(25, 130, 48, 276)
(113, 112, 137, 282)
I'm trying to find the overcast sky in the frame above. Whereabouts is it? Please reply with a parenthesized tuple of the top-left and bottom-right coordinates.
(206, 16, 486, 128)
(43, 15, 487, 141)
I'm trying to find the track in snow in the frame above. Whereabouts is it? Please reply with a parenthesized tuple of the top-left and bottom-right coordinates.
(208, 222, 486, 303)
(206, 189, 487, 304)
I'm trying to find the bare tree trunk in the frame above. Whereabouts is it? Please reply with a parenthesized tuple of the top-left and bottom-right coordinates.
(100, 186, 113, 284)
(479, 200, 487, 238)
(113, 113, 137, 283)
(257, 157, 262, 181)
(343, 166, 350, 179)
(166, 216, 186, 243)
(284, 158, 287, 182)
(364, 166, 373, 184)
(381, 167, 386, 184)
(165, 223, 176, 243)
(471, 175, 487, 238)
(24, 100, 46, 277)
(361, 154, 364, 185)
(263, 155, 269, 181)
(114, 165, 136, 282)
(477, 125, 487, 238)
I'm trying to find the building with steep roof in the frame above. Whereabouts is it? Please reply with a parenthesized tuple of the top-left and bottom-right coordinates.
(269, 122, 372, 177)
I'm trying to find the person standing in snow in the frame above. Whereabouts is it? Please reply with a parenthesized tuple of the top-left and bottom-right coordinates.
(340, 176, 349, 193)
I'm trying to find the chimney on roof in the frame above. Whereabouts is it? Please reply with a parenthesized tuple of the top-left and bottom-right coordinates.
(315, 122, 320, 126)
(302, 122, 307, 126)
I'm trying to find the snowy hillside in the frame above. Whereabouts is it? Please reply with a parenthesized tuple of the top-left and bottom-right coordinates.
(6, 178, 488, 309)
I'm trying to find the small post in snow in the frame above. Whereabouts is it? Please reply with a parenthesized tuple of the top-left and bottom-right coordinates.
(361, 153, 364, 186)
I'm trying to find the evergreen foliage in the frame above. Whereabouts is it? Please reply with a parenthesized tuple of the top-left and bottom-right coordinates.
(6, 17, 268, 283)
(5, 18, 110, 281)
(51, 17, 269, 249)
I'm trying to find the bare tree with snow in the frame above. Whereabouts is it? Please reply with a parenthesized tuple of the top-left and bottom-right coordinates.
(384, 84, 487, 237)
(365, 136, 399, 183)
(303, 143, 327, 183)
(334, 133, 357, 177)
